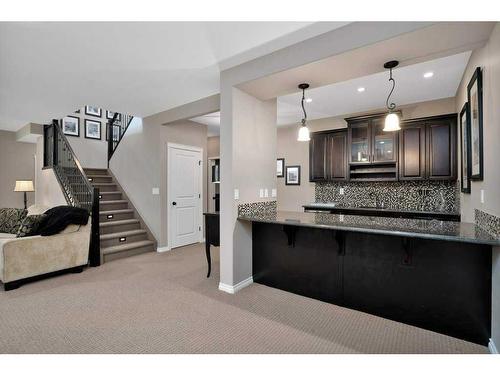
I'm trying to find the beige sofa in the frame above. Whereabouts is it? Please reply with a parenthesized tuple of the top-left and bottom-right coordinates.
(0, 205, 91, 290)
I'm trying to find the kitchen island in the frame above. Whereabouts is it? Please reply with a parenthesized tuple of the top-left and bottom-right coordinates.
(238, 210, 499, 346)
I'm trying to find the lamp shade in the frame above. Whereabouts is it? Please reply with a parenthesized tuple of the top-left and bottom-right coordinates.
(297, 125, 311, 142)
(383, 113, 401, 132)
(14, 180, 34, 192)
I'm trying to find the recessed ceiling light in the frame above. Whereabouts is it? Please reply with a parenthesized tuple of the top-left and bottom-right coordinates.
(423, 72, 434, 78)
(305, 98, 313, 103)
(357, 87, 365, 92)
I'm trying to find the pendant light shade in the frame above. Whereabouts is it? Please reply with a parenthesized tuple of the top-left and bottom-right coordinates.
(383, 60, 401, 132)
(384, 112, 400, 132)
(297, 83, 311, 142)
(297, 124, 311, 141)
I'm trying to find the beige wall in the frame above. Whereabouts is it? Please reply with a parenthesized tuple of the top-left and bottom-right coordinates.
(219, 86, 277, 287)
(160, 120, 208, 247)
(207, 136, 220, 158)
(109, 117, 162, 241)
(456, 24, 500, 222)
(277, 97, 457, 212)
(455, 23, 500, 350)
(65, 107, 110, 169)
(0, 130, 37, 209)
(109, 116, 210, 248)
(34, 136, 67, 208)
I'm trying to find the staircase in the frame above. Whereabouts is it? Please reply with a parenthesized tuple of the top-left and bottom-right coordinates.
(84, 167, 156, 263)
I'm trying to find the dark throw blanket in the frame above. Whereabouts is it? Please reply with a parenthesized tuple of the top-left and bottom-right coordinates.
(39, 205, 89, 236)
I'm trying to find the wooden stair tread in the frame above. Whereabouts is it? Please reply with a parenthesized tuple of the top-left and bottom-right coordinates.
(100, 219, 139, 227)
(100, 209, 134, 214)
(92, 182, 116, 186)
(102, 240, 155, 255)
(100, 229, 147, 240)
(99, 191, 121, 195)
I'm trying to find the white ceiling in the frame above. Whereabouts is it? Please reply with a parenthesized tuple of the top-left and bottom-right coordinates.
(189, 51, 472, 133)
(277, 51, 471, 125)
(0, 21, 349, 131)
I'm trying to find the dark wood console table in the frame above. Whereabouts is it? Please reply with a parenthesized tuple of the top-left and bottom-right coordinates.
(203, 212, 219, 277)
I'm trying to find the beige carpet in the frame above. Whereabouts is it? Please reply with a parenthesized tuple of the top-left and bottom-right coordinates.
(0, 243, 488, 354)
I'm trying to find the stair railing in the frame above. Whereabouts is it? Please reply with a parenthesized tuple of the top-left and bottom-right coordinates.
(107, 112, 134, 165)
(43, 119, 101, 266)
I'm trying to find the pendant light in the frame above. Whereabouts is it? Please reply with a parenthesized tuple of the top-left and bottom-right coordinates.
(297, 83, 311, 141)
(383, 60, 401, 132)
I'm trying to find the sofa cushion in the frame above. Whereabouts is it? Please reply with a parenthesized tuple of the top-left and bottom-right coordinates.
(0, 233, 17, 239)
(39, 206, 89, 236)
(0, 208, 27, 234)
(16, 214, 46, 238)
(27, 204, 50, 216)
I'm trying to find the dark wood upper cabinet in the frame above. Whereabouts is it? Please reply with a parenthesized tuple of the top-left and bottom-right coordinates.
(328, 131, 347, 180)
(309, 130, 347, 182)
(427, 118, 457, 180)
(309, 132, 328, 181)
(399, 114, 457, 181)
(309, 113, 457, 183)
(399, 123, 426, 180)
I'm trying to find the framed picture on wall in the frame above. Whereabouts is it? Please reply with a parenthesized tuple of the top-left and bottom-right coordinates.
(84, 119, 101, 140)
(85, 105, 102, 118)
(106, 110, 121, 121)
(285, 165, 301, 186)
(277, 158, 285, 177)
(62, 116, 80, 137)
(459, 103, 471, 194)
(467, 67, 483, 180)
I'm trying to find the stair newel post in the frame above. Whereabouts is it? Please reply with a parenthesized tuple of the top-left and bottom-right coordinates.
(52, 119, 59, 167)
(107, 121, 113, 167)
(89, 187, 101, 266)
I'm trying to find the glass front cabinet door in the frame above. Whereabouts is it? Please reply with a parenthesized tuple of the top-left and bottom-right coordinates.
(349, 121, 370, 163)
(372, 118, 397, 163)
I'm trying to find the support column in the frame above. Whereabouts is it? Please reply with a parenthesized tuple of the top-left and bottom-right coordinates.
(219, 86, 277, 292)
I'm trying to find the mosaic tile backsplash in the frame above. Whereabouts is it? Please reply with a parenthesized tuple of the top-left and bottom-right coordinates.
(238, 201, 277, 217)
(475, 209, 500, 239)
(315, 181, 459, 213)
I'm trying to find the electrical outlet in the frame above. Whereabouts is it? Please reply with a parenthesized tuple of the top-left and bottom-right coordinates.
(340, 187, 345, 195)
(234, 189, 239, 200)
(259, 188, 264, 198)
(271, 188, 277, 197)
(480, 189, 485, 204)
(264, 188, 269, 198)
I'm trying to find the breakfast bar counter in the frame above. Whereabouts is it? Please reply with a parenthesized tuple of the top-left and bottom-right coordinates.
(238, 210, 495, 346)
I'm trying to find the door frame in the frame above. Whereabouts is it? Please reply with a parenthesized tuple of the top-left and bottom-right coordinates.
(167, 142, 204, 250)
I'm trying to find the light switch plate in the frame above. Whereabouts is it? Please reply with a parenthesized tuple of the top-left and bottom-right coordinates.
(259, 188, 264, 198)
(264, 188, 269, 198)
(271, 188, 277, 197)
(340, 187, 345, 195)
(234, 189, 239, 200)
(480, 189, 484, 204)
(152, 187, 160, 195)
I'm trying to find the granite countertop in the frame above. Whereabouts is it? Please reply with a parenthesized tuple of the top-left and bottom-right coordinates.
(238, 210, 500, 246)
(303, 202, 460, 217)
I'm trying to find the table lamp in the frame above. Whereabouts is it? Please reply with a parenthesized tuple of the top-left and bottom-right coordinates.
(14, 180, 34, 209)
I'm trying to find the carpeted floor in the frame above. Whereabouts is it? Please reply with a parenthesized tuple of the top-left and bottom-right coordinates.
(0, 243, 488, 354)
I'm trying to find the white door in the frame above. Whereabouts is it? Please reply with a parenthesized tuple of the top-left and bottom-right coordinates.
(168, 144, 202, 249)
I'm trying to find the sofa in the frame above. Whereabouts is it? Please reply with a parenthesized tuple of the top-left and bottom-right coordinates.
(0, 205, 91, 290)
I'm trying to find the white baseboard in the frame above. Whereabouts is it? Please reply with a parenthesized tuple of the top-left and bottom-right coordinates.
(489, 338, 498, 354)
(156, 246, 171, 253)
(218, 276, 253, 294)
